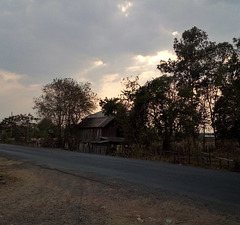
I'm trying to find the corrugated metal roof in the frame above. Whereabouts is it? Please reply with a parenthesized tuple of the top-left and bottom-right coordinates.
(78, 111, 114, 128)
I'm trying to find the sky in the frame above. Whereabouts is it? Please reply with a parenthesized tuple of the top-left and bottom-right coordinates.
(0, 0, 240, 120)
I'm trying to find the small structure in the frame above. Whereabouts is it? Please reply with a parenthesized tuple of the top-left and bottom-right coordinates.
(77, 111, 124, 155)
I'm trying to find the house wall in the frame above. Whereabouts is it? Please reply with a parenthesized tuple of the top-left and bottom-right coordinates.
(102, 125, 117, 137)
(77, 118, 121, 154)
(78, 142, 109, 155)
(79, 128, 102, 141)
(78, 120, 118, 141)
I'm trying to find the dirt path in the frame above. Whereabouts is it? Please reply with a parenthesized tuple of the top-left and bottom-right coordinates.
(0, 157, 239, 225)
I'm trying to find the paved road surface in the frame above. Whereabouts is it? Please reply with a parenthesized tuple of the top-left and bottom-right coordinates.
(0, 144, 240, 207)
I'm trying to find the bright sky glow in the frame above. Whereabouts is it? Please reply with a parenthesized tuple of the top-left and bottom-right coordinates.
(93, 60, 105, 67)
(172, 31, 179, 36)
(117, 1, 133, 16)
(135, 51, 177, 65)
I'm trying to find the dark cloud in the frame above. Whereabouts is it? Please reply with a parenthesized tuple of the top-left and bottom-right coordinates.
(0, 0, 239, 118)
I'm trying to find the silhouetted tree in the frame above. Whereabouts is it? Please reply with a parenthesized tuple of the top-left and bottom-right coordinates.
(34, 78, 97, 149)
(0, 114, 38, 142)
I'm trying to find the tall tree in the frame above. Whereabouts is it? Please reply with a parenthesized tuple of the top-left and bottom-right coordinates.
(100, 76, 143, 144)
(215, 38, 240, 145)
(215, 78, 240, 145)
(142, 75, 179, 151)
(34, 78, 97, 148)
(158, 27, 212, 138)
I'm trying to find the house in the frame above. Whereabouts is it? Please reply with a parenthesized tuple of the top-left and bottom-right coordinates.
(77, 111, 124, 155)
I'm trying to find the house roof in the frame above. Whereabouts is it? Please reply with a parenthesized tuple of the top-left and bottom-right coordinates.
(78, 111, 114, 128)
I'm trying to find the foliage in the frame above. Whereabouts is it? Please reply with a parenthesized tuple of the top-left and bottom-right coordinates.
(158, 27, 240, 145)
(1, 26, 239, 160)
(33, 118, 58, 147)
(0, 114, 38, 142)
(100, 26, 240, 155)
(34, 78, 97, 148)
(140, 76, 178, 150)
(215, 78, 240, 144)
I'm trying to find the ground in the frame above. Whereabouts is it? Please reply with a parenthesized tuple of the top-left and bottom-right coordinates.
(0, 157, 239, 225)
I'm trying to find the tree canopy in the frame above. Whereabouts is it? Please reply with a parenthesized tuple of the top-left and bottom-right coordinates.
(34, 78, 97, 148)
(101, 26, 240, 150)
(1, 26, 239, 155)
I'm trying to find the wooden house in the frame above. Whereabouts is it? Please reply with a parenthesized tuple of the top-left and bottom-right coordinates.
(77, 111, 124, 154)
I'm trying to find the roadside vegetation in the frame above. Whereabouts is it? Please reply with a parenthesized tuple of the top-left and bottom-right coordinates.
(1, 27, 240, 171)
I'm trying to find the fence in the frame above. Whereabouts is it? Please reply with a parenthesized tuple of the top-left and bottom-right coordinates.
(116, 140, 240, 172)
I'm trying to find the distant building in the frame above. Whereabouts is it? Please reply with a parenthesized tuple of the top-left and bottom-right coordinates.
(77, 111, 124, 154)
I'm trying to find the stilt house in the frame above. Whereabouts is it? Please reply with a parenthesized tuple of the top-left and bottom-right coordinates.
(77, 111, 124, 154)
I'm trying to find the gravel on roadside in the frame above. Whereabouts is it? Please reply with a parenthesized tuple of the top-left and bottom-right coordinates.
(0, 157, 239, 225)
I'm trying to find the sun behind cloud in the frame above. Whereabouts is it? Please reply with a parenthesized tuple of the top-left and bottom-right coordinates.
(117, 1, 133, 17)
(172, 31, 179, 36)
(93, 60, 105, 67)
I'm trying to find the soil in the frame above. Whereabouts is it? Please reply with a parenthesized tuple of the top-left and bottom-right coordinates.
(0, 157, 239, 225)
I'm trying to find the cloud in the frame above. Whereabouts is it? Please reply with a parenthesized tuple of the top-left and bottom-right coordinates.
(98, 73, 122, 99)
(96, 50, 176, 99)
(0, 69, 41, 119)
(0, 70, 22, 82)
(0, 0, 239, 118)
(117, 1, 133, 17)
(93, 60, 105, 67)
(172, 31, 179, 36)
(127, 50, 176, 84)
(134, 50, 176, 65)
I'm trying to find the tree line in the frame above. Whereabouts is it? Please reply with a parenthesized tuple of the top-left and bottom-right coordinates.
(0, 27, 239, 156)
(100, 27, 240, 153)
(0, 79, 97, 149)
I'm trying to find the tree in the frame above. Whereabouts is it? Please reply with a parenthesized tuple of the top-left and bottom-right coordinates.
(0, 114, 38, 142)
(100, 76, 144, 144)
(100, 97, 130, 140)
(215, 38, 240, 145)
(141, 75, 179, 151)
(157, 27, 213, 139)
(215, 78, 240, 145)
(201, 41, 235, 146)
(34, 78, 97, 149)
(120, 76, 141, 110)
(157, 27, 237, 141)
(102, 27, 240, 156)
(33, 118, 58, 147)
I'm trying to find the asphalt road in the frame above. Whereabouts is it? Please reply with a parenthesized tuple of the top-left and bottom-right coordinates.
(0, 144, 240, 207)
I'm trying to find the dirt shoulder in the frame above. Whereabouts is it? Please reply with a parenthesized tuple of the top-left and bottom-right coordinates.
(0, 157, 239, 225)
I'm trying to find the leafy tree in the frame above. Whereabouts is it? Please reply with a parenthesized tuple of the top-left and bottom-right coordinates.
(100, 97, 133, 142)
(33, 118, 58, 147)
(141, 75, 179, 151)
(215, 78, 240, 144)
(130, 84, 151, 144)
(100, 76, 143, 144)
(215, 39, 240, 145)
(157, 27, 212, 138)
(34, 78, 97, 149)
(100, 97, 125, 116)
(158, 27, 237, 142)
(120, 76, 141, 110)
(101, 27, 240, 156)
(0, 114, 38, 142)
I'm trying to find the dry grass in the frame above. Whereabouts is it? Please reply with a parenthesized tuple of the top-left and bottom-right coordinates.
(0, 157, 239, 225)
